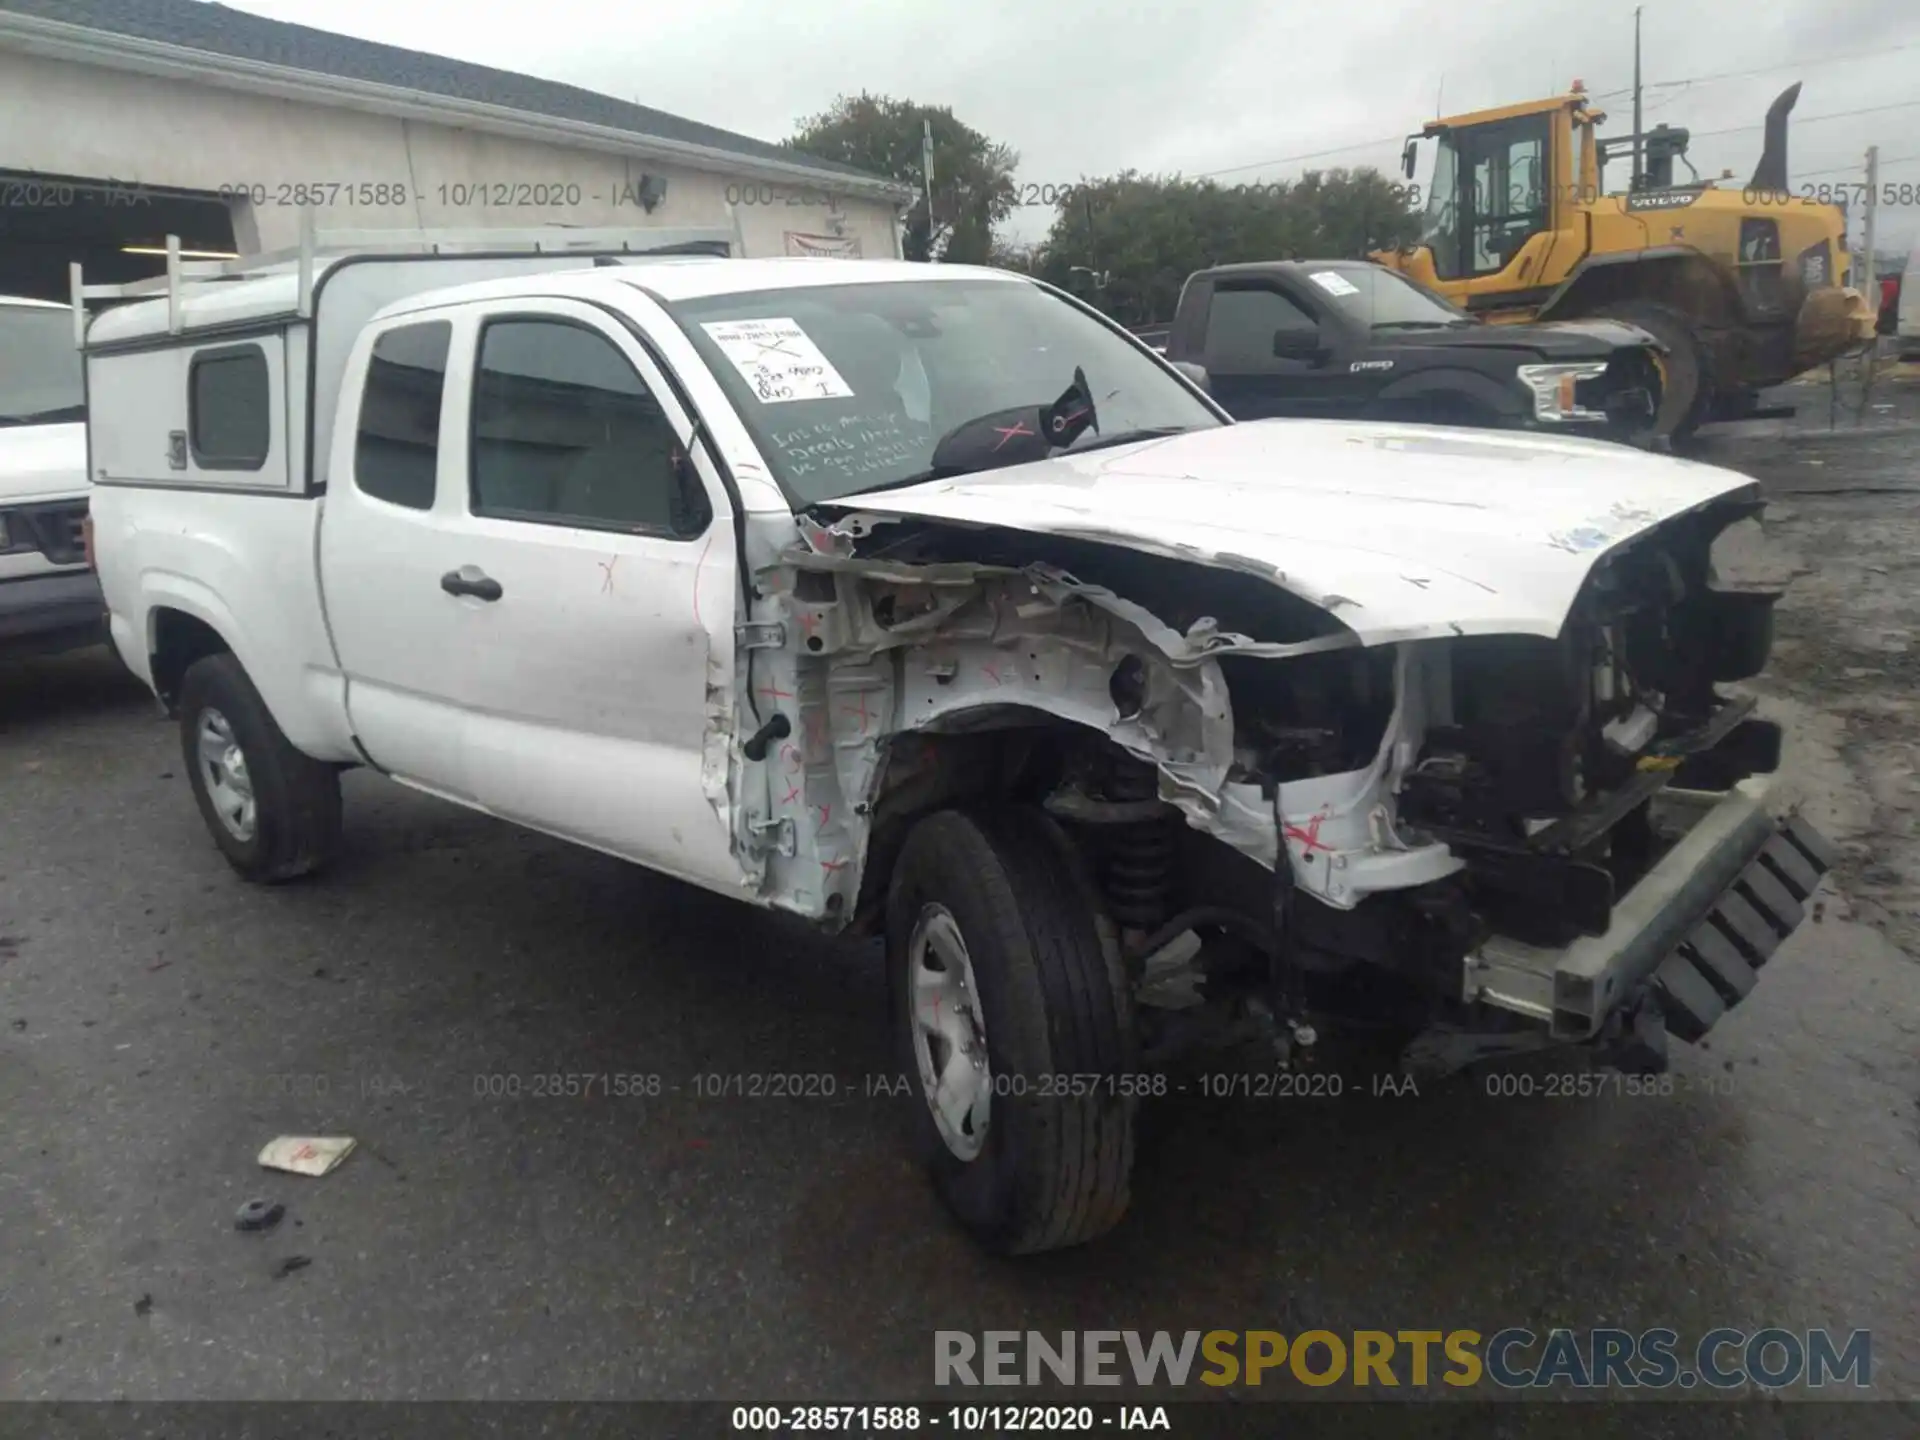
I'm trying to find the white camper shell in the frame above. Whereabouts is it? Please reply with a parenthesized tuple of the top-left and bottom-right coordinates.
(74, 226, 737, 499)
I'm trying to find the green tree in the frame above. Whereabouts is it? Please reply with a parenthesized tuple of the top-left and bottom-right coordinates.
(785, 94, 1018, 264)
(1038, 167, 1422, 325)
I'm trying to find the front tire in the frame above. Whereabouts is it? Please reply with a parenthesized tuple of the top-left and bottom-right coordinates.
(1593, 300, 1712, 441)
(178, 653, 342, 883)
(887, 807, 1137, 1254)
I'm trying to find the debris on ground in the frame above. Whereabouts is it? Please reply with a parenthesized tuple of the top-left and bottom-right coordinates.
(270, 1256, 312, 1280)
(258, 1136, 356, 1177)
(233, 1199, 285, 1232)
(132, 1293, 152, 1316)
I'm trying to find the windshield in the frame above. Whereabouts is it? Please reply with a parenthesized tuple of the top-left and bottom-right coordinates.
(665, 277, 1222, 505)
(0, 303, 85, 425)
(1301, 264, 1471, 329)
(1420, 134, 1461, 275)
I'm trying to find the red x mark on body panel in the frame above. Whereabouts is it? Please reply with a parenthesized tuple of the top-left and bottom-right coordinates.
(1283, 812, 1335, 854)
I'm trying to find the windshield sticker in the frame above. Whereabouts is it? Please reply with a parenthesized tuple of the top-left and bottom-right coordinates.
(1308, 270, 1361, 297)
(700, 318, 854, 404)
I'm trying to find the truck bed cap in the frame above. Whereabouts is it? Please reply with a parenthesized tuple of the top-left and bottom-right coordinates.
(75, 225, 735, 348)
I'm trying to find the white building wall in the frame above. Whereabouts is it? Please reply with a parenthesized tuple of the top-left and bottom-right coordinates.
(0, 52, 900, 259)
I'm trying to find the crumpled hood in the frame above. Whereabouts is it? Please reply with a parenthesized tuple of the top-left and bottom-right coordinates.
(821, 419, 1757, 644)
(0, 422, 88, 506)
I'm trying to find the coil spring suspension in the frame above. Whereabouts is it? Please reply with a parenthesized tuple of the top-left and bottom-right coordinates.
(1099, 757, 1175, 934)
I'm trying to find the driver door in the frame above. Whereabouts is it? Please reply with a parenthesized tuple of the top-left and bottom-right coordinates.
(1200, 282, 1365, 421)
(1442, 113, 1563, 307)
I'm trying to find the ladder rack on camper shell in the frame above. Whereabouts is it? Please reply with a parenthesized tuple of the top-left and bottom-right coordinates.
(68, 212, 738, 347)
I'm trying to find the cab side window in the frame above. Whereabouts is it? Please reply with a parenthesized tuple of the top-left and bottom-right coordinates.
(1203, 286, 1320, 373)
(353, 321, 452, 510)
(468, 319, 708, 536)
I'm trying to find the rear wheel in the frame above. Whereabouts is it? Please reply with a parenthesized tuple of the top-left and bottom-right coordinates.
(887, 807, 1137, 1254)
(1593, 300, 1713, 441)
(178, 653, 342, 883)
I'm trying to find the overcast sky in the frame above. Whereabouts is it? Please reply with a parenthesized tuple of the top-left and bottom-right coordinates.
(237, 0, 1920, 251)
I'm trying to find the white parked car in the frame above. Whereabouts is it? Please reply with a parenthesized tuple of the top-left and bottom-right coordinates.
(1, 296, 102, 656)
(79, 228, 1831, 1253)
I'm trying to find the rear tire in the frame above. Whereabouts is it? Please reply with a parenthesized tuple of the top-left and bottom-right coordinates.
(1593, 300, 1713, 441)
(178, 653, 342, 883)
(887, 807, 1137, 1254)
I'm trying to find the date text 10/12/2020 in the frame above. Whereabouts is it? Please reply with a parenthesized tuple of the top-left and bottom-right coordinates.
(180, 1067, 1739, 1104)
(731, 1406, 1174, 1432)
(447, 1069, 1734, 1102)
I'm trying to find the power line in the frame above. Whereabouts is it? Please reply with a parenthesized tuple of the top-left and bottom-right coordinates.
(1192, 135, 1404, 182)
(1687, 98, 1920, 142)
(1176, 66, 1920, 189)
(1798, 153, 1920, 179)
(1591, 39, 1920, 101)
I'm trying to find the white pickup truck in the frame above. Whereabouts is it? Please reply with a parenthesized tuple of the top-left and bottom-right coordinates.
(1, 296, 102, 656)
(80, 226, 1832, 1254)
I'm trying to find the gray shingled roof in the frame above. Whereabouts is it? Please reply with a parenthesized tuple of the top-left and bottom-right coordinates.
(0, 0, 895, 188)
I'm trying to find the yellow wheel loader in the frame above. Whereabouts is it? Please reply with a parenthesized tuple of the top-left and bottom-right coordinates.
(1373, 82, 1876, 439)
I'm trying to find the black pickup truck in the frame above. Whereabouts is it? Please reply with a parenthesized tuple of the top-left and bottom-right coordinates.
(1157, 260, 1665, 443)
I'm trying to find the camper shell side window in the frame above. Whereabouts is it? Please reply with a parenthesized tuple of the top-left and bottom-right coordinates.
(188, 343, 272, 471)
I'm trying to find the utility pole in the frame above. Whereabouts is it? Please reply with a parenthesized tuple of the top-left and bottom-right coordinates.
(1630, 6, 1644, 192)
(1862, 145, 1880, 297)
(921, 117, 937, 264)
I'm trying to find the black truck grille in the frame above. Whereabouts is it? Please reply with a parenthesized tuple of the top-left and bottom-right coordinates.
(8, 500, 89, 565)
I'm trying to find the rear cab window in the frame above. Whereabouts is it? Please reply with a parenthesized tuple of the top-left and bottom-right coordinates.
(353, 321, 452, 510)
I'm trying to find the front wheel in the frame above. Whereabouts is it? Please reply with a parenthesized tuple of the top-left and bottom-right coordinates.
(1593, 300, 1712, 441)
(178, 652, 342, 883)
(887, 807, 1138, 1254)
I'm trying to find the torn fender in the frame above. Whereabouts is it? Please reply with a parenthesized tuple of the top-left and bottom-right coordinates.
(744, 546, 1454, 920)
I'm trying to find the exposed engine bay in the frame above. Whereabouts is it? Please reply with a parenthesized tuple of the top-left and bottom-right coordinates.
(731, 484, 1823, 1079)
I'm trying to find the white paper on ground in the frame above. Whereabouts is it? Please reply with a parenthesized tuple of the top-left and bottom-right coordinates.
(258, 1135, 356, 1176)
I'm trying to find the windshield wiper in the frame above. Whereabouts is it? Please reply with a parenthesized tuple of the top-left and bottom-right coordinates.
(1067, 425, 1191, 454)
(822, 423, 1194, 504)
(829, 469, 943, 501)
(1371, 320, 1469, 331)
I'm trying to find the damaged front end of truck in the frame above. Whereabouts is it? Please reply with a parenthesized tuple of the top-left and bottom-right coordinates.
(728, 446, 1832, 1083)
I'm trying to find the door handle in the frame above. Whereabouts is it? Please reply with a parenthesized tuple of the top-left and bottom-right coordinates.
(440, 566, 503, 601)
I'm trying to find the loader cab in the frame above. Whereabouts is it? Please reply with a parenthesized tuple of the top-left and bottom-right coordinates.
(1390, 93, 1600, 313)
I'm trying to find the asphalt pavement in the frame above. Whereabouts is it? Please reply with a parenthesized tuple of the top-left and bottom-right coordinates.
(1, 390, 1917, 1421)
